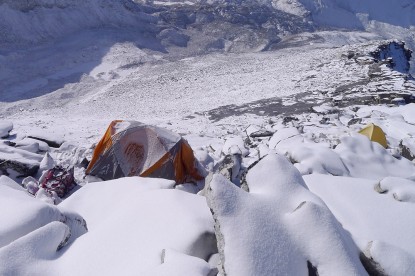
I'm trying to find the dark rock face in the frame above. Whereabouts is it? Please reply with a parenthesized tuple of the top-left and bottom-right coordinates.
(399, 140, 415, 161)
(153, 2, 314, 52)
(370, 41, 413, 73)
(359, 252, 388, 276)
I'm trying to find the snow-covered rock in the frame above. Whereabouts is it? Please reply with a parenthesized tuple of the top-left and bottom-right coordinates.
(336, 135, 415, 179)
(0, 121, 13, 138)
(39, 152, 55, 172)
(0, 175, 25, 191)
(0, 184, 86, 250)
(0, 177, 217, 275)
(286, 135, 415, 179)
(28, 132, 65, 148)
(15, 138, 50, 152)
(207, 154, 366, 276)
(268, 127, 303, 150)
(222, 136, 249, 156)
(0, 143, 43, 177)
(305, 174, 415, 274)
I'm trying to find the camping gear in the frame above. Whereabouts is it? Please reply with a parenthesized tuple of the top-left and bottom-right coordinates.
(358, 123, 387, 148)
(86, 120, 204, 184)
(40, 166, 75, 198)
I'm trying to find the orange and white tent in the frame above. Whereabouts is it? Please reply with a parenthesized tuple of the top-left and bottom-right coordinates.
(86, 120, 204, 184)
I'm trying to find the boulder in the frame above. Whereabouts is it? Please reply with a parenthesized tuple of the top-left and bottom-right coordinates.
(399, 138, 415, 161)
(15, 138, 50, 152)
(0, 143, 42, 177)
(0, 121, 13, 138)
(27, 132, 65, 148)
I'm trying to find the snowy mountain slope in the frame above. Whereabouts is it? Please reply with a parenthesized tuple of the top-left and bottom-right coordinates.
(297, 0, 415, 29)
(138, 0, 415, 70)
(0, 0, 156, 46)
(1, 0, 415, 275)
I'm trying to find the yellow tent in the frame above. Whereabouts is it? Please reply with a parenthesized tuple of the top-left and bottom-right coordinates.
(358, 123, 387, 148)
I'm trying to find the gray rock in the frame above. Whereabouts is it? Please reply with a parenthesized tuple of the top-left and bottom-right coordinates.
(213, 154, 243, 186)
(399, 139, 415, 161)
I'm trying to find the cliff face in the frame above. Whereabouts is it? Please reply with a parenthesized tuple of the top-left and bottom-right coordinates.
(371, 41, 413, 73)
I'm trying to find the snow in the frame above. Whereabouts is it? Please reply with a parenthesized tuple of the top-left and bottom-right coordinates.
(207, 154, 366, 276)
(268, 126, 303, 150)
(0, 184, 85, 249)
(1, 0, 415, 274)
(304, 174, 415, 274)
(0, 142, 43, 167)
(369, 241, 415, 276)
(222, 136, 249, 156)
(0, 177, 216, 275)
(151, 249, 215, 276)
(15, 138, 50, 152)
(0, 175, 25, 191)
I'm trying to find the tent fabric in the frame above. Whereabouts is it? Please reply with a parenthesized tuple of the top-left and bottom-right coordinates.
(358, 123, 388, 148)
(86, 121, 204, 184)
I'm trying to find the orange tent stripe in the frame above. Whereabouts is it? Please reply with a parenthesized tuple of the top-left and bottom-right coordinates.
(86, 120, 123, 174)
(140, 152, 171, 177)
(174, 140, 204, 183)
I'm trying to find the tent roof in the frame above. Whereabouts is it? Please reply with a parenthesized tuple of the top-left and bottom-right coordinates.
(358, 123, 387, 148)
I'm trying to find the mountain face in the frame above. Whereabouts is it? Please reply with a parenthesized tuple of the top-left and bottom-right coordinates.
(0, 0, 156, 46)
(1, 0, 414, 55)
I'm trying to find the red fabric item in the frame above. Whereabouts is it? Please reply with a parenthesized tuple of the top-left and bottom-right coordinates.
(40, 166, 75, 198)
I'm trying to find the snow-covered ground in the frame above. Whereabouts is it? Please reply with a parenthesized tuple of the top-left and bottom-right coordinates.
(1, 0, 415, 275)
